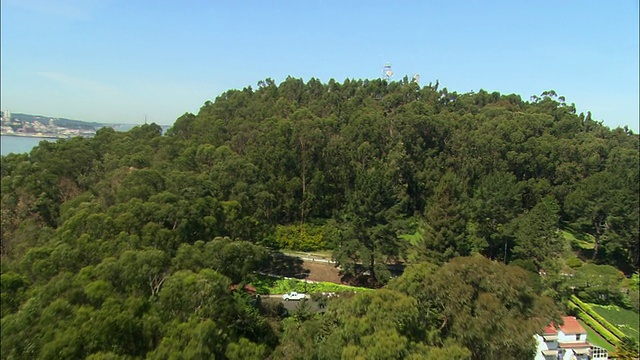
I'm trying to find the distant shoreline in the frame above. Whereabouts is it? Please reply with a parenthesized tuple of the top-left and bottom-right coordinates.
(0, 133, 74, 140)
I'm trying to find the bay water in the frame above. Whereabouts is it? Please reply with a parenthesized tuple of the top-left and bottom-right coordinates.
(1, 135, 55, 156)
(1, 125, 170, 156)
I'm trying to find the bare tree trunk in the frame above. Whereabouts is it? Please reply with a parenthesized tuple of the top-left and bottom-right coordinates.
(149, 271, 169, 297)
(369, 254, 376, 285)
(592, 216, 605, 260)
(299, 138, 307, 226)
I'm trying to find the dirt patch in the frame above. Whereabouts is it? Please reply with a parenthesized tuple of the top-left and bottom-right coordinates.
(302, 261, 343, 284)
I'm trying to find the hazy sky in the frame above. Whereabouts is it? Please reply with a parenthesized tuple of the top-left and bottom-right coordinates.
(1, 0, 638, 131)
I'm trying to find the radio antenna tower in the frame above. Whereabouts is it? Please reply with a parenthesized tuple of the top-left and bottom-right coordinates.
(382, 63, 393, 81)
(412, 74, 420, 86)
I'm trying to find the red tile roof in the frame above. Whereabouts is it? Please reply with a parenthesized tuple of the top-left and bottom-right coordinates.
(229, 284, 257, 294)
(559, 316, 586, 335)
(543, 324, 558, 335)
(543, 316, 586, 335)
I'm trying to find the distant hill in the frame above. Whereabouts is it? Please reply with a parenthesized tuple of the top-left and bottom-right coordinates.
(10, 113, 104, 130)
(8, 113, 171, 133)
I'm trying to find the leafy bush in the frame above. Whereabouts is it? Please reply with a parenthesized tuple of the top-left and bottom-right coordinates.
(259, 299, 288, 318)
(509, 259, 543, 292)
(509, 259, 537, 273)
(568, 263, 626, 305)
(310, 292, 328, 308)
(622, 272, 640, 313)
(626, 289, 640, 313)
(625, 273, 639, 291)
(274, 224, 326, 251)
(565, 256, 583, 269)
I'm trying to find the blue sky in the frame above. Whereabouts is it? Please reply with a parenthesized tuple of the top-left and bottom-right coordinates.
(1, 1, 638, 132)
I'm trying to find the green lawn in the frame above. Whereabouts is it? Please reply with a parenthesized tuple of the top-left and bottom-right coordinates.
(577, 319, 616, 352)
(590, 304, 640, 341)
(250, 275, 373, 295)
(399, 231, 423, 246)
(561, 229, 595, 250)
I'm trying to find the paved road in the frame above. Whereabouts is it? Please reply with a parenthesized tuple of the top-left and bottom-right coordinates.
(279, 251, 337, 264)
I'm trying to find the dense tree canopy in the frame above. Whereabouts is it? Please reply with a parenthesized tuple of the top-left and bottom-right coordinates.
(274, 256, 558, 359)
(1, 77, 637, 358)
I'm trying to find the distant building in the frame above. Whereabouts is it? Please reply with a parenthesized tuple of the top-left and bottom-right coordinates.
(535, 316, 608, 360)
(2, 110, 10, 121)
(229, 284, 257, 295)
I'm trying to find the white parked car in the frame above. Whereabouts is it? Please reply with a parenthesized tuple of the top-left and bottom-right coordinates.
(282, 291, 308, 301)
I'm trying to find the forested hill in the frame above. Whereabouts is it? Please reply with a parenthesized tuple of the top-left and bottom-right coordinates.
(1, 77, 638, 359)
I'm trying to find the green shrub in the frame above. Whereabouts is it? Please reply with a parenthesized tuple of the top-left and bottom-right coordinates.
(568, 264, 626, 306)
(622, 272, 639, 313)
(625, 272, 639, 291)
(274, 224, 326, 251)
(565, 256, 583, 269)
(626, 289, 639, 313)
(509, 259, 537, 273)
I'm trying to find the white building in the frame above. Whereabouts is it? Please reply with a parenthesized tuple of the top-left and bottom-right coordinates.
(534, 316, 608, 360)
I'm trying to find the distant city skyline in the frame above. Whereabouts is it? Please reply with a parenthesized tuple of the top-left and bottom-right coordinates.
(1, 0, 638, 132)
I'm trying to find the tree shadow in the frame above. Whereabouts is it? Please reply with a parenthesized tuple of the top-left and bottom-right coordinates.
(339, 263, 406, 288)
(262, 251, 309, 279)
(340, 272, 376, 287)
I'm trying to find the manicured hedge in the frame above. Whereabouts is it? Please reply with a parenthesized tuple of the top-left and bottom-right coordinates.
(590, 304, 639, 340)
(570, 295, 626, 340)
(568, 300, 621, 345)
